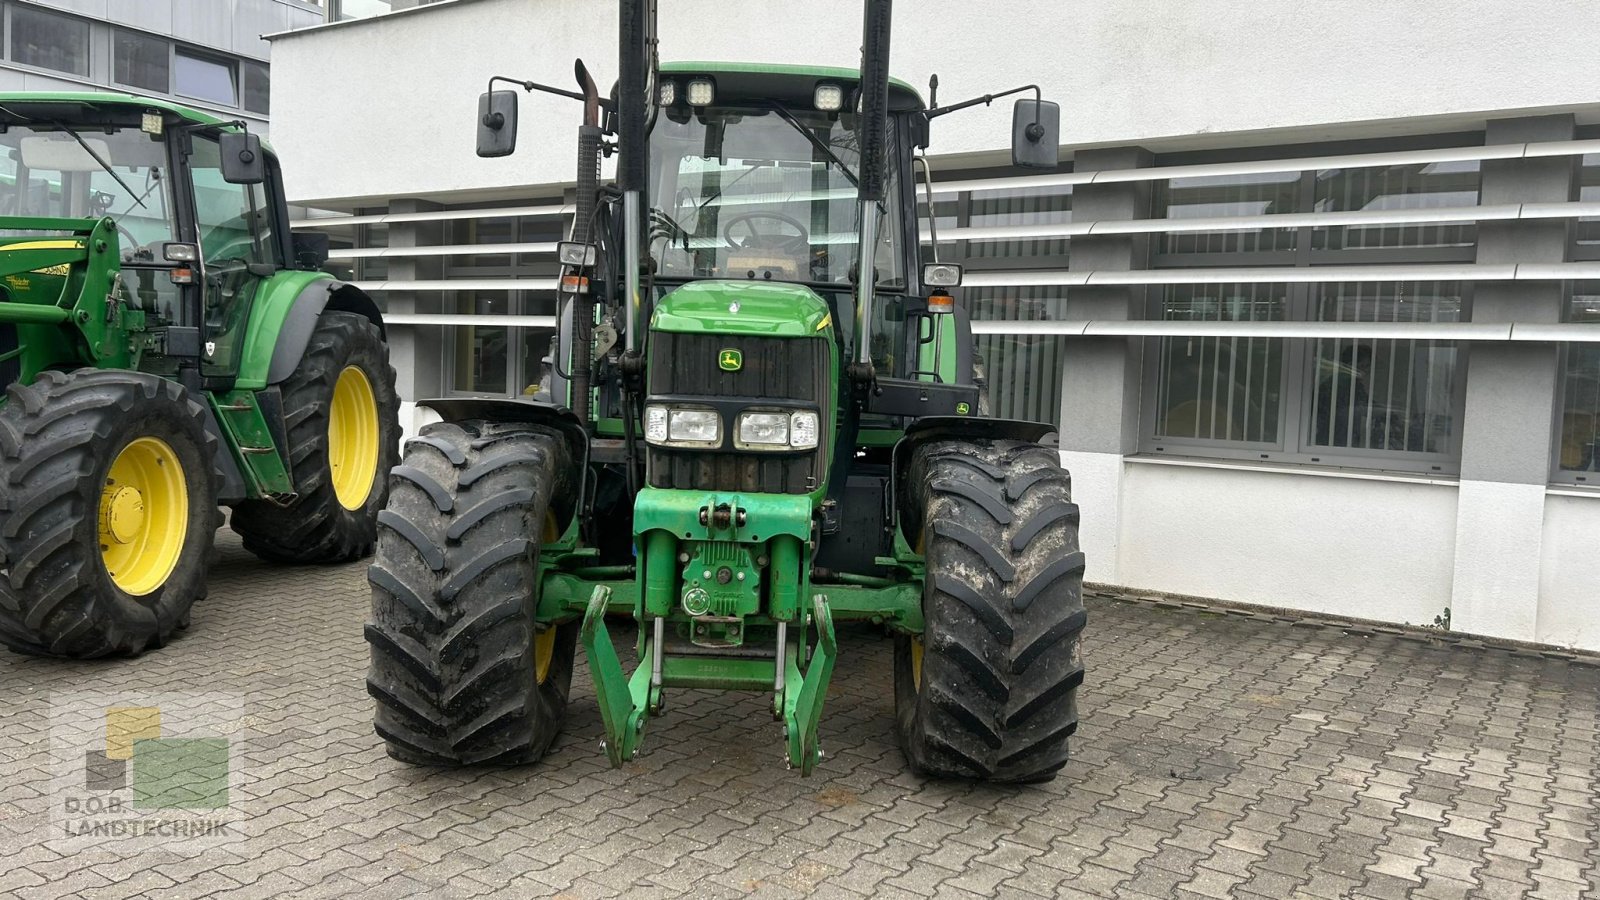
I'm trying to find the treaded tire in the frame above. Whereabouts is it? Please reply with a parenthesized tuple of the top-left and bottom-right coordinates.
(0, 369, 221, 658)
(231, 311, 400, 564)
(894, 439, 1086, 782)
(366, 420, 577, 766)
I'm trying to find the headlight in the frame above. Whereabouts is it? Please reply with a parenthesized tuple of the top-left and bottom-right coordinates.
(737, 412, 789, 449)
(644, 405, 721, 447)
(814, 83, 844, 112)
(789, 411, 819, 449)
(734, 410, 821, 451)
(686, 78, 715, 106)
(645, 405, 669, 443)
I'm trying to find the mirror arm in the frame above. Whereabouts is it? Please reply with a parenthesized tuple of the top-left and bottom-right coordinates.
(915, 154, 940, 264)
(485, 75, 616, 118)
(926, 83, 1042, 126)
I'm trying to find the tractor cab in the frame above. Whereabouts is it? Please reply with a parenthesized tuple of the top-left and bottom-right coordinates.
(645, 64, 923, 358)
(0, 95, 309, 385)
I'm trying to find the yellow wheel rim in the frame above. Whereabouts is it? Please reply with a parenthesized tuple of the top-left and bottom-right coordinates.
(99, 437, 188, 596)
(533, 512, 561, 684)
(329, 365, 380, 511)
(534, 629, 557, 684)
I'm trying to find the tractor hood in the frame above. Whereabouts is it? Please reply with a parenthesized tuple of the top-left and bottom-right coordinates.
(651, 281, 833, 338)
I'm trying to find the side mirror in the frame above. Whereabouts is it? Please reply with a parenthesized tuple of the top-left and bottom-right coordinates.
(477, 90, 519, 158)
(1011, 99, 1061, 170)
(292, 231, 331, 271)
(219, 132, 266, 184)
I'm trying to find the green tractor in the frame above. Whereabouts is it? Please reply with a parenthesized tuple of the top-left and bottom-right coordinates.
(0, 94, 400, 658)
(367, 0, 1086, 781)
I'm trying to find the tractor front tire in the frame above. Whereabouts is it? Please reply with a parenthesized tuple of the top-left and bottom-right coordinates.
(231, 311, 400, 564)
(0, 370, 221, 658)
(894, 439, 1086, 782)
(366, 421, 577, 765)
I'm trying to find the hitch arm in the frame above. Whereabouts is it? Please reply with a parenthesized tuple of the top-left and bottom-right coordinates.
(580, 585, 651, 766)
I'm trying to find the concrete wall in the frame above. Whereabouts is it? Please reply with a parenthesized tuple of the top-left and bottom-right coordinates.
(268, 0, 1600, 205)
(1078, 458, 1600, 653)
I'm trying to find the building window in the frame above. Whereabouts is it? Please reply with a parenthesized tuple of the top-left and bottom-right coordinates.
(1153, 284, 1287, 444)
(1143, 156, 1480, 471)
(441, 212, 564, 398)
(925, 180, 1074, 425)
(1557, 282, 1600, 480)
(175, 50, 236, 106)
(113, 30, 170, 94)
(9, 5, 90, 77)
(241, 61, 270, 115)
(447, 292, 553, 397)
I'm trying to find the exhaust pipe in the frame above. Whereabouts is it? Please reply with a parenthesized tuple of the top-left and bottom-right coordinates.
(618, 0, 653, 353)
(853, 0, 892, 370)
(570, 60, 602, 422)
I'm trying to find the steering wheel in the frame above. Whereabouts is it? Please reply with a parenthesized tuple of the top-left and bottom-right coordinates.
(723, 212, 809, 254)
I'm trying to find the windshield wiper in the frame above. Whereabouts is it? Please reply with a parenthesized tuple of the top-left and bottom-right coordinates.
(762, 101, 859, 188)
(0, 104, 146, 211)
(52, 119, 146, 211)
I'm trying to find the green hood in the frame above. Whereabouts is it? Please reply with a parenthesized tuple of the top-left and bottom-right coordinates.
(651, 281, 834, 338)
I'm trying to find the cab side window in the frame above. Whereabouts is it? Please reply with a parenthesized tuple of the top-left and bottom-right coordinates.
(189, 135, 278, 266)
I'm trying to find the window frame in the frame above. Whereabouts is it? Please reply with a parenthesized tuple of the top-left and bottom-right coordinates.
(914, 167, 1075, 426)
(110, 27, 170, 95)
(440, 213, 563, 399)
(1552, 277, 1600, 486)
(6, 2, 92, 78)
(1138, 155, 1482, 475)
(173, 47, 239, 108)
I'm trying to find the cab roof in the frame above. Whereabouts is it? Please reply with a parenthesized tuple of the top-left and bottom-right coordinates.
(0, 91, 238, 126)
(659, 61, 925, 112)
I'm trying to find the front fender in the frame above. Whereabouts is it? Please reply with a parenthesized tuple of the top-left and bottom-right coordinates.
(236, 273, 385, 390)
(416, 397, 592, 524)
(889, 415, 1060, 537)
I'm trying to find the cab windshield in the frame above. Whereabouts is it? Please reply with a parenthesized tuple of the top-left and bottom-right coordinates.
(0, 123, 175, 262)
(647, 104, 904, 288)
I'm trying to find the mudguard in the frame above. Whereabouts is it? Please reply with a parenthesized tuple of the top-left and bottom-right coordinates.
(416, 397, 592, 521)
(236, 273, 385, 390)
(889, 415, 1061, 534)
(264, 281, 384, 385)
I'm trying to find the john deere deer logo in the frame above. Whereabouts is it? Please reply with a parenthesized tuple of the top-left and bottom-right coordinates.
(718, 349, 742, 372)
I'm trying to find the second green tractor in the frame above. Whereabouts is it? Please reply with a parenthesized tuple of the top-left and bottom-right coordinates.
(0, 94, 399, 658)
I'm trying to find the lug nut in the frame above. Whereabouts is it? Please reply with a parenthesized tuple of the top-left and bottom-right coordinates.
(678, 552, 690, 563)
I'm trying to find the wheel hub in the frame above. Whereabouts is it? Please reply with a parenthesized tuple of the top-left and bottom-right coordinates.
(98, 436, 188, 596)
(101, 485, 146, 544)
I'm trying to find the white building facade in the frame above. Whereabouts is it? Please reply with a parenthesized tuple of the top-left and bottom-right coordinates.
(267, 0, 1600, 652)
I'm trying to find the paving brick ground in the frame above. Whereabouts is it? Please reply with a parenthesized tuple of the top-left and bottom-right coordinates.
(1, 531, 1597, 899)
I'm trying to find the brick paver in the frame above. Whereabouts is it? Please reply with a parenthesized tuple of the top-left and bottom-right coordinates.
(1, 532, 1597, 899)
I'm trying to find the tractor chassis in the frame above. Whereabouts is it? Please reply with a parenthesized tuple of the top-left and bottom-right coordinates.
(539, 517, 926, 775)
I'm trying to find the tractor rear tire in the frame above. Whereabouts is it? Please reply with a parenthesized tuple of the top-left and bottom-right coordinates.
(366, 421, 578, 766)
(894, 439, 1086, 782)
(231, 311, 400, 564)
(0, 370, 222, 658)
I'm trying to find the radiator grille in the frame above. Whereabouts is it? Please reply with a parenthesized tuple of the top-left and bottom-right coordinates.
(647, 332, 830, 495)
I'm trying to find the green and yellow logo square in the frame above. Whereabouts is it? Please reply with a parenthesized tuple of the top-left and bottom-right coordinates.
(718, 348, 743, 372)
